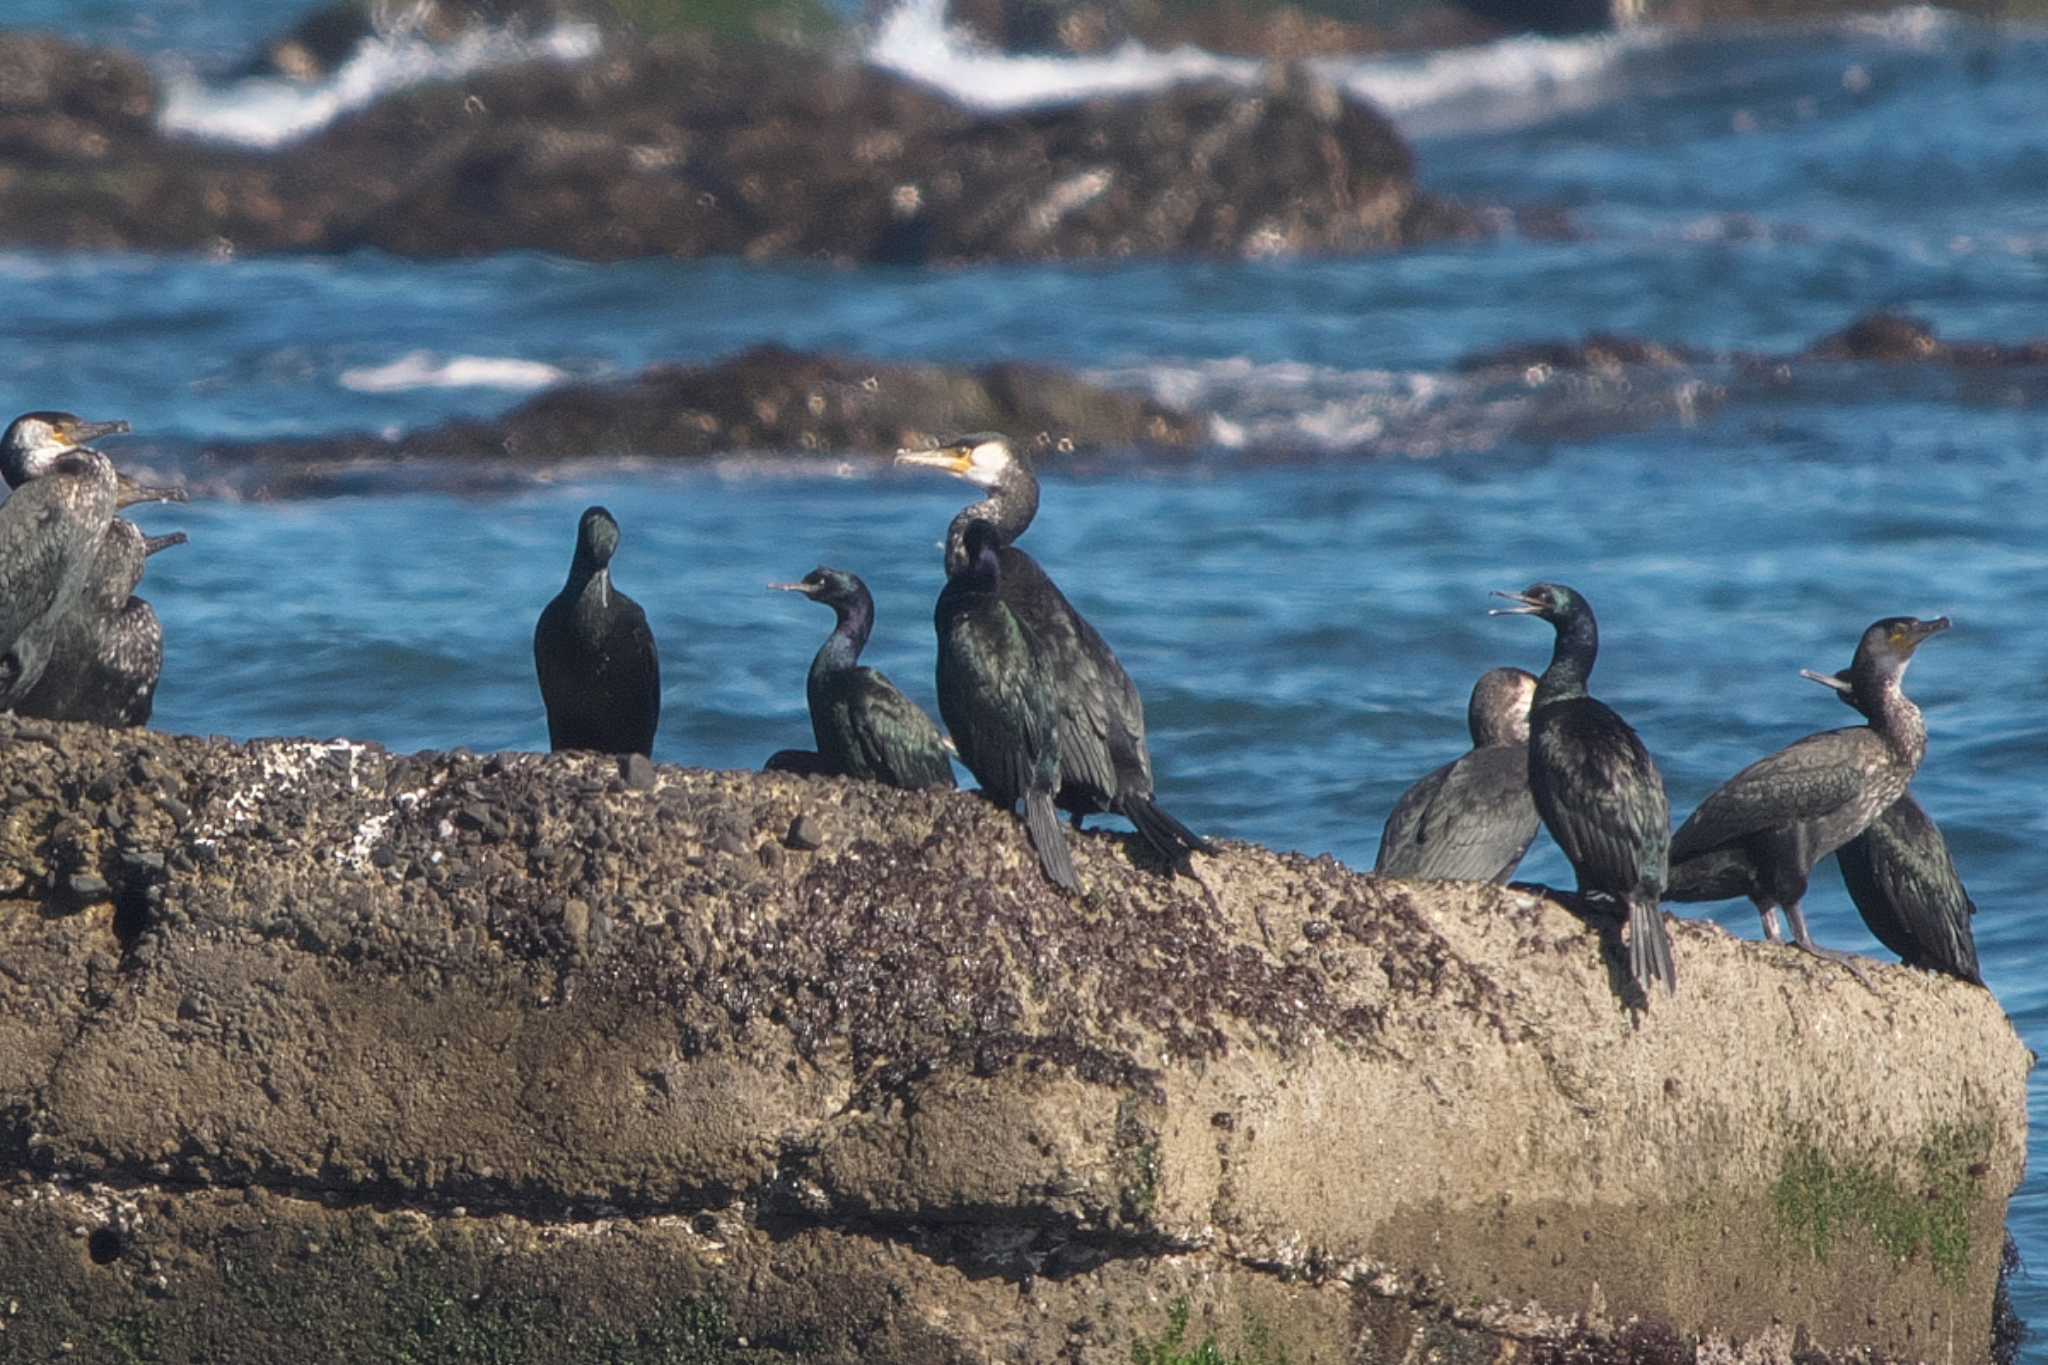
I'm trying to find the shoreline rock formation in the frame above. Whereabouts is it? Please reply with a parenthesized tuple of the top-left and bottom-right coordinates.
(0, 29, 1479, 264)
(0, 717, 2027, 1361)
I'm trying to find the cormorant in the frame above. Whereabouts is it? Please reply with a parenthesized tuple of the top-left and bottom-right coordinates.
(767, 566, 955, 790)
(0, 416, 129, 707)
(1801, 663, 1982, 985)
(533, 506, 660, 757)
(896, 433, 1212, 870)
(933, 518, 1078, 893)
(1493, 583, 1677, 998)
(15, 522, 186, 727)
(1667, 616, 1948, 971)
(1, 411, 186, 509)
(1375, 666, 1541, 883)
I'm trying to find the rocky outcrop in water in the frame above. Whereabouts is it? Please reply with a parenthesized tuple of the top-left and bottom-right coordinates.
(0, 717, 2028, 1361)
(1459, 311, 2048, 374)
(0, 29, 1478, 263)
(184, 345, 1202, 496)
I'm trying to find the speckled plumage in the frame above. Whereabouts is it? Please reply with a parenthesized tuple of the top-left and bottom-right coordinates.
(1496, 582, 1675, 999)
(534, 506, 661, 757)
(0, 448, 120, 708)
(1668, 615, 1948, 966)
(15, 520, 184, 726)
(771, 567, 954, 790)
(1809, 665, 1981, 985)
(1375, 667, 1540, 883)
(899, 434, 1211, 870)
(934, 520, 1077, 894)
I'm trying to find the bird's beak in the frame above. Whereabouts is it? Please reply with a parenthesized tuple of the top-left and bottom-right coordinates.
(1908, 616, 1952, 646)
(894, 445, 972, 476)
(767, 582, 811, 595)
(67, 419, 131, 447)
(1799, 668, 1854, 693)
(141, 531, 188, 556)
(1488, 589, 1542, 616)
(115, 472, 188, 509)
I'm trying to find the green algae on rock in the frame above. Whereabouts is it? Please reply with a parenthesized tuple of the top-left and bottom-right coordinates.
(0, 718, 2028, 1361)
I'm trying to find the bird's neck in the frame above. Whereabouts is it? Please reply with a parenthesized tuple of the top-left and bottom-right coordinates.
(944, 479, 1038, 573)
(1535, 614, 1597, 703)
(566, 560, 611, 610)
(1864, 675, 1928, 769)
(810, 598, 871, 686)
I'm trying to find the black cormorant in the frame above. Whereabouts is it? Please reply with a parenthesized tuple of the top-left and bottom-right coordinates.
(1493, 583, 1677, 998)
(1801, 662, 1981, 985)
(1375, 666, 1541, 883)
(896, 433, 1211, 870)
(533, 506, 661, 757)
(15, 523, 186, 726)
(933, 518, 1078, 894)
(768, 566, 955, 790)
(0, 415, 129, 707)
(1, 412, 186, 509)
(1667, 616, 1948, 971)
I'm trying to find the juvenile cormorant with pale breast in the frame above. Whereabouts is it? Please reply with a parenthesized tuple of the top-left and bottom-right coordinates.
(1375, 666, 1541, 883)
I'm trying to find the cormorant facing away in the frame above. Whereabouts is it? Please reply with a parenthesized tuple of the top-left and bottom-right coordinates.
(767, 566, 956, 790)
(15, 523, 186, 727)
(1801, 662, 1982, 985)
(1, 411, 186, 509)
(1667, 616, 1949, 972)
(0, 417, 131, 707)
(896, 433, 1212, 871)
(933, 518, 1079, 894)
(534, 506, 661, 757)
(1492, 583, 1677, 999)
(1375, 666, 1541, 883)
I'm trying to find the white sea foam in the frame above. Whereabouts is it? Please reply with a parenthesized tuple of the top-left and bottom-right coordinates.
(339, 351, 568, 394)
(867, 0, 1664, 131)
(158, 20, 602, 148)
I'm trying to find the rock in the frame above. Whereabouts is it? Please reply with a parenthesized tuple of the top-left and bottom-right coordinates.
(0, 31, 1480, 263)
(619, 752, 656, 790)
(1459, 311, 2048, 375)
(942, 0, 1508, 58)
(189, 345, 1204, 493)
(784, 813, 824, 850)
(0, 721, 2027, 1361)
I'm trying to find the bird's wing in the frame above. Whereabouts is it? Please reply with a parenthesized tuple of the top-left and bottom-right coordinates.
(1379, 749, 1540, 882)
(998, 550, 1123, 803)
(1671, 729, 1875, 859)
(1532, 700, 1669, 895)
(846, 669, 956, 789)
(1840, 791, 1981, 983)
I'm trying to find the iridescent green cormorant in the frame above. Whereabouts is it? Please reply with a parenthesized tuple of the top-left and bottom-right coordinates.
(1801, 661, 1981, 985)
(934, 518, 1078, 894)
(1375, 666, 1540, 883)
(0, 414, 132, 707)
(1493, 583, 1677, 999)
(766, 566, 955, 790)
(1, 412, 187, 509)
(1667, 616, 1948, 973)
(15, 522, 186, 727)
(534, 506, 660, 757)
(897, 434, 1211, 871)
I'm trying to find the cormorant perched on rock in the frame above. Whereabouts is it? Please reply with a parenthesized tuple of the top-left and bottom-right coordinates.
(767, 566, 955, 790)
(1, 411, 186, 509)
(0, 415, 131, 707)
(1493, 583, 1676, 999)
(1375, 666, 1540, 883)
(897, 433, 1212, 871)
(15, 523, 186, 727)
(1802, 662, 1982, 985)
(934, 519, 1078, 894)
(534, 506, 660, 757)
(1667, 616, 1949, 973)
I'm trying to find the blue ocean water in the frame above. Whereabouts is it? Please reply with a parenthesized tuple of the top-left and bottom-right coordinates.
(9, 0, 2048, 1346)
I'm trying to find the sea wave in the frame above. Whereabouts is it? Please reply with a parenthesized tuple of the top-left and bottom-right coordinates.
(157, 20, 602, 148)
(338, 352, 570, 394)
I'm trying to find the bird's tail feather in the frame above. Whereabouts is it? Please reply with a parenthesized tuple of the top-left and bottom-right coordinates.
(1120, 792, 1217, 867)
(1025, 791, 1081, 893)
(1630, 897, 1678, 998)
